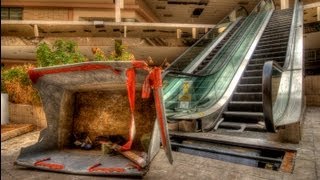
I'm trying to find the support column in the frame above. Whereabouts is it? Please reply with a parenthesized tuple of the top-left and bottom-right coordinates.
(317, 7, 320, 21)
(177, 29, 182, 39)
(115, 0, 121, 22)
(192, 28, 197, 39)
(281, 0, 289, 10)
(124, 25, 127, 38)
(33, 24, 39, 37)
(229, 10, 237, 22)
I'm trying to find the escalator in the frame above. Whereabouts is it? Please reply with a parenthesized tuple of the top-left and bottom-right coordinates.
(218, 8, 294, 132)
(164, 0, 304, 171)
(164, 0, 274, 115)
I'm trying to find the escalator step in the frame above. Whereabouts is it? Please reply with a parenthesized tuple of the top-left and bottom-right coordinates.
(264, 26, 291, 33)
(228, 101, 263, 112)
(232, 92, 262, 101)
(256, 42, 288, 50)
(237, 84, 262, 92)
(252, 51, 287, 59)
(223, 111, 264, 123)
(250, 56, 286, 64)
(257, 37, 289, 46)
(263, 30, 290, 37)
(261, 32, 290, 39)
(240, 76, 262, 84)
(259, 36, 289, 42)
(268, 19, 292, 24)
(254, 46, 287, 54)
(243, 70, 263, 77)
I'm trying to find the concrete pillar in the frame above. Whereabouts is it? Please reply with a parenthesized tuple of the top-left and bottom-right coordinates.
(119, 0, 124, 9)
(115, 0, 121, 22)
(124, 25, 127, 38)
(204, 28, 208, 39)
(318, 7, 320, 21)
(192, 28, 197, 39)
(229, 10, 237, 22)
(281, 0, 289, 10)
(177, 29, 182, 39)
(33, 24, 39, 37)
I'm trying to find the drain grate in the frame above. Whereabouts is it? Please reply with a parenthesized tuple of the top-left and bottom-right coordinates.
(171, 138, 296, 172)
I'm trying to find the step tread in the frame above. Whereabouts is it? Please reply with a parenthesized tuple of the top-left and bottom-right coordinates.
(229, 101, 263, 105)
(223, 111, 264, 117)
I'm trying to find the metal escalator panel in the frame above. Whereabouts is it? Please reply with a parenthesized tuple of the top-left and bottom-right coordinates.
(164, 0, 275, 118)
(271, 0, 304, 128)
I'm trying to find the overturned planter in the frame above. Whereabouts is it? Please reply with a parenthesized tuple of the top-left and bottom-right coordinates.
(15, 61, 172, 177)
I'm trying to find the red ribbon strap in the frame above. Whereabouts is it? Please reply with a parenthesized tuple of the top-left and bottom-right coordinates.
(121, 68, 136, 151)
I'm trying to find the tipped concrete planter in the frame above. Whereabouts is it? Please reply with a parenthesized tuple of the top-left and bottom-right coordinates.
(1, 93, 9, 125)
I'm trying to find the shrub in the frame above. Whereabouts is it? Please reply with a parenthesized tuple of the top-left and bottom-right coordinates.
(1, 64, 41, 105)
(92, 41, 135, 61)
(36, 39, 87, 67)
(1, 66, 7, 93)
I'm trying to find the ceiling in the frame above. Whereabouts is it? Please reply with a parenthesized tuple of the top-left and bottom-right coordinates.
(2, 0, 318, 24)
(143, 0, 260, 24)
(143, 0, 320, 24)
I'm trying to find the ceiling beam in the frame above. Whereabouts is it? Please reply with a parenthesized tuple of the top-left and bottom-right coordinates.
(0, 1, 138, 9)
(304, 2, 320, 10)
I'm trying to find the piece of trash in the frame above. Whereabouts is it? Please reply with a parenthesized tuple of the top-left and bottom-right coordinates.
(102, 141, 147, 168)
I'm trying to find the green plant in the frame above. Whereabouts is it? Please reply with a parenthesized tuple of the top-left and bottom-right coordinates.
(36, 39, 87, 67)
(1, 66, 7, 93)
(92, 41, 135, 61)
(1, 64, 41, 105)
(107, 41, 134, 61)
(92, 47, 107, 61)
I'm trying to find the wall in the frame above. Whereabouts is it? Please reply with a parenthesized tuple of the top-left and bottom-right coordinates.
(23, 7, 72, 20)
(9, 103, 47, 129)
(304, 32, 320, 49)
(305, 75, 320, 106)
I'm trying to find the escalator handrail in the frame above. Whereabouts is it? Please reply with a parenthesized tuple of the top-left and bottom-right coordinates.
(262, 60, 283, 132)
(164, 6, 249, 72)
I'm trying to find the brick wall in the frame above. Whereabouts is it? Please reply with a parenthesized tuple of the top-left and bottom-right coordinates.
(23, 7, 71, 20)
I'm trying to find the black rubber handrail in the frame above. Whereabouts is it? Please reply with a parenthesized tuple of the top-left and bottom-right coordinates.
(262, 60, 283, 132)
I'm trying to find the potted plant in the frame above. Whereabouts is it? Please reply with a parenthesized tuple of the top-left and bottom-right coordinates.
(1, 64, 45, 127)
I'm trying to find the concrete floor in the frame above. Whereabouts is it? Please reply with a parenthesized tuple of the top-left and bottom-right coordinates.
(1, 107, 320, 180)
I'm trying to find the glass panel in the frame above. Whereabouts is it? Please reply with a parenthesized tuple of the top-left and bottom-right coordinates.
(9, 8, 23, 20)
(1, 8, 9, 20)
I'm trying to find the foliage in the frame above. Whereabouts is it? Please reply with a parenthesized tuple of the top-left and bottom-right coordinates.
(92, 41, 135, 61)
(92, 47, 107, 61)
(36, 39, 87, 67)
(1, 64, 41, 105)
(1, 66, 7, 93)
